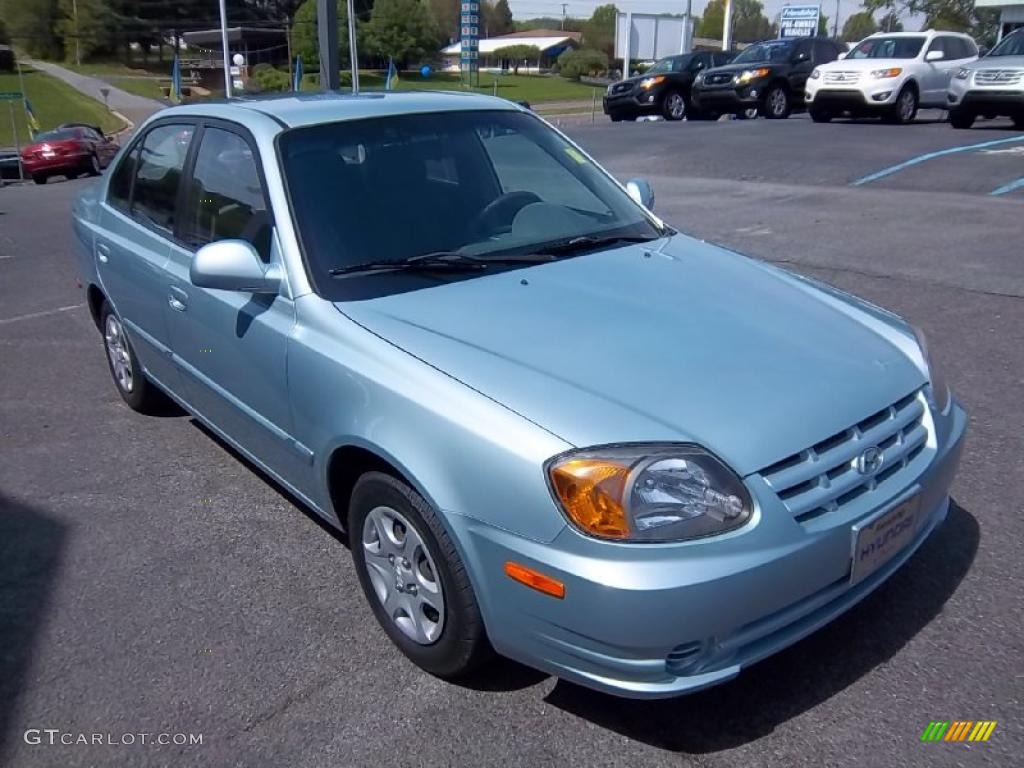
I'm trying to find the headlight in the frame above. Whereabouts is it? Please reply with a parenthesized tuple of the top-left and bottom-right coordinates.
(737, 67, 771, 84)
(954, 68, 970, 80)
(912, 326, 950, 412)
(870, 67, 903, 79)
(639, 75, 666, 90)
(546, 444, 752, 542)
(810, 68, 821, 80)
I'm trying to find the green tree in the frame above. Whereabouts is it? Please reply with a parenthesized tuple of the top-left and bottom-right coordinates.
(582, 4, 617, 59)
(56, 0, 117, 63)
(0, 0, 61, 58)
(431, 0, 460, 44)
(363, 0, 440, 65)
(292, 0, 351, 69)
(489, 0, 515, 36)
(515, 16, 585, 33)
(698, 0, 773, 43)
(557, 47, 608, 79)
(493, 44, 541, 73)
(842, 11, 879, 42)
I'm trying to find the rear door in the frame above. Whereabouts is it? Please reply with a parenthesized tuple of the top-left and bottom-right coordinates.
(789, 39, 815, 99)
(923, 36, 962, 104)
(95, 121, 196, 392)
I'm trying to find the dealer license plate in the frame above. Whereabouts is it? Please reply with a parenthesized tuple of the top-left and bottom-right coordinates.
(850, 495, 920, 585)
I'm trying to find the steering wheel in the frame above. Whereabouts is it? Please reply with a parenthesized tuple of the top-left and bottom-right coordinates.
(474, 191, 542, 236)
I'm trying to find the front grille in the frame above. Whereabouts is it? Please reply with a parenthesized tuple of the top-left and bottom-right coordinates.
(759, 391, 928, 524)
(705, 73, 735, 86)
(974, 69, 1024, 86)
(823, 71, 861, 85)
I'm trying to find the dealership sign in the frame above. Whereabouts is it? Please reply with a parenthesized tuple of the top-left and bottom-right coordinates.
(460, 3, 480, 62)
(778, 5, 820, 38)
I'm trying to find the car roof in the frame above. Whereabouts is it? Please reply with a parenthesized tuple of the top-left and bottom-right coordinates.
(866, 29, 970, 39)
(158, 90, 523, 130)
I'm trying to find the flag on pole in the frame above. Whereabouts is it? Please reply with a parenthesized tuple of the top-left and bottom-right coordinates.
(385, 57, 399, 91)
(293, 55, 304, 92)
(170, 56, 183, 104)
(23, 98, 40, 136)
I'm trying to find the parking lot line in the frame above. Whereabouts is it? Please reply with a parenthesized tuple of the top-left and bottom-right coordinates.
(0, 304, 83, 325)
(851, 134, 1024, 187)
(990, 177, 1024, 196)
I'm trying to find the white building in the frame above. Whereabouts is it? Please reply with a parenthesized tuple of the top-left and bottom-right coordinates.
(975, 0, 1024, 41)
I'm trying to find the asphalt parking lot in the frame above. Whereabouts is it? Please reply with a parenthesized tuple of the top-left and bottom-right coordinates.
(2, 114, 1022, 768)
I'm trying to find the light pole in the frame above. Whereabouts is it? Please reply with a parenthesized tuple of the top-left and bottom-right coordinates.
(834, 0, 840, 37)
(218, 0, 232, 97)
(723, 0, 733, 51)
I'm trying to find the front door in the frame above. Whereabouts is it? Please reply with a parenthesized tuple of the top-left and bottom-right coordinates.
(162, 122, 309, 491)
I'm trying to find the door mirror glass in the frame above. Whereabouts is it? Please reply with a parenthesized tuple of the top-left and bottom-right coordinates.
(625, 178, 654, 210)
(190, 239, 280, 294)
(926, 49, 945, 61)
(837, 51, 847, 60)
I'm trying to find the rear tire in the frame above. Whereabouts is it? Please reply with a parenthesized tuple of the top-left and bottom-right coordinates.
(32, 174, 47, 185)
(809, 108, 833, 123)
(349, 472, 493, 681)
(87, 153, 101, 176)
(949, 109, 976, 129)
(99, 301, 168, 414)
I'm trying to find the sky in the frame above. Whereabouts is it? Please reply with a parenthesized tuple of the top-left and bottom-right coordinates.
(507, 1, 922, 33)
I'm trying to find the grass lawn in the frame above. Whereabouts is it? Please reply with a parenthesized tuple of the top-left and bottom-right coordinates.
(103, 76, 165, 100)
(300, 71, 599, 104)
(0, 68, 125, 148)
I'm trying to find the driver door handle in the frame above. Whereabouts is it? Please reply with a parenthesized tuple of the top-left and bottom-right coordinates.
(96, 242, 111, 263)
(168, 286, 189, 312)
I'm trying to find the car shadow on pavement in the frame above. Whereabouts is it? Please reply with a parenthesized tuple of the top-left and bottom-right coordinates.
(543, 501, 979, 753)
(0, 492, 67, 762)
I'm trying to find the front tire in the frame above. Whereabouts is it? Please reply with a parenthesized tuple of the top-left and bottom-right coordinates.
(661, 90, 687, 121)
(809, 108, 833, 123)
(349, 472, 492, 680)
(762, 85, 790, 119)
(886, 85, 918, 124)
(949, 109, 976, 129)
(99, 301, 167, 413)
(32, 173, 47, 185)
(87, 153, 101, 176)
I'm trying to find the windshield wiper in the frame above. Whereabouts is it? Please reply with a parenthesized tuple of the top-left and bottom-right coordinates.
(531, 233, 663, 258)
(328, 251, 555, 277)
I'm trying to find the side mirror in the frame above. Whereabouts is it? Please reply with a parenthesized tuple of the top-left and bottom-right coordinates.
(625, 178, 655, 210)
(925, 50, 945, 62)
(837, 52, 847, 60)
(190, 240, 280, 294)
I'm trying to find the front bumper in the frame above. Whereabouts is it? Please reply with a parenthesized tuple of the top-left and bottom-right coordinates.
(20, 152, 90, 175)
(603, 88, 664, 116)
(450, 400, 967, 698)
(691, 85, 763, 112)
(805, 86, 897, 111)
(947, 86, 1024, 114)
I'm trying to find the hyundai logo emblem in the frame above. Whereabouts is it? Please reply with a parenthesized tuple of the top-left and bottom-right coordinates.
(854, 446, 884, 476)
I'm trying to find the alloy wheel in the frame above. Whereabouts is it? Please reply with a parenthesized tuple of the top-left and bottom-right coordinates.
(91, 154, 101, 174)
(898, 90, 916, 122)
(362, 505, 445, 645)
(768, 88, 787, 117)
(666, 93, 685, 120)
(104, 314, 134, 394)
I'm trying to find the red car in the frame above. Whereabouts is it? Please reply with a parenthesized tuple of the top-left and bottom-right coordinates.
(19, 125, 119, 185)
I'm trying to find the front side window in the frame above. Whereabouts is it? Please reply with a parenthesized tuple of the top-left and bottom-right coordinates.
(107, 145, 139, 212)
(849, 36, 926, 60)
(180, 127, 272, 260)
(279, 110, 662, 300)
(131, 124, 195, 233)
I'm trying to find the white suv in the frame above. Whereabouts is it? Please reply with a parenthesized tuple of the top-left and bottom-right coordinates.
(947, 28, 1024, 130)
(805, 30, 979, 124)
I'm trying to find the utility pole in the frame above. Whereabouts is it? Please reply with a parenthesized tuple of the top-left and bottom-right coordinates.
(723, 0, 733, 51)
(218, 0, 232, 97)
(834, 0, 840, 37)
(317, 0, 340, 90)
(72, 0, 81, 67)
(561, 3, 568, 30)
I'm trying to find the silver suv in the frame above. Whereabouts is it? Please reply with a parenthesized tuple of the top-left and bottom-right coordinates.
(948, 28, 1024, 129)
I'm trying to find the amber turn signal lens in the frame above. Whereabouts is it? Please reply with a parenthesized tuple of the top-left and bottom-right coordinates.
(549, 458, 631, 539)
(504, 562, 565, 599)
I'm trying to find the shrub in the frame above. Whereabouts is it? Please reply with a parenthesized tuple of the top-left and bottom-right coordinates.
(557, 48, 609, 81)
(252, 65, 290, 92)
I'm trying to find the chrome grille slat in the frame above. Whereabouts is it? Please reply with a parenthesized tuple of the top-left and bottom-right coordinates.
(974, 69, 1024, 86)
(758, 390, 929, 524)
(823, 71, 860, 84)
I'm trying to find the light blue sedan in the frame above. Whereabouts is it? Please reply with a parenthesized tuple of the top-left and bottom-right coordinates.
(71, 92, 967, 698)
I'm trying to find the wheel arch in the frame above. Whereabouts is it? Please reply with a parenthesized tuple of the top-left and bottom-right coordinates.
(86, 283, 107, 331)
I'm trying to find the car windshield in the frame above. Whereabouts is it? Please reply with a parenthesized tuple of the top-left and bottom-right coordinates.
(732, 41, 794, 64)
(848, 36, 926, 59)
(646, 54, 693, 74)
(989, 31, 1024, 56)
(279, 110, 663, 298)
(34, 128, 80, 141)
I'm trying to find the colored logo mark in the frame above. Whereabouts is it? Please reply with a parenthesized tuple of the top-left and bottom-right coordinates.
(921, 721, 997, 742)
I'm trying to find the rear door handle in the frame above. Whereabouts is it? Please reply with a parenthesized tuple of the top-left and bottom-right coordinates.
(168, 286, 188, 312)
(96, 242, 111, 263)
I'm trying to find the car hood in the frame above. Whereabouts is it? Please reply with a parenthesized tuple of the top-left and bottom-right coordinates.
(336, 238, 925, 476)
(965, 55, 1024, 69)
(818, 57, 916, 72)
(702, 62, 780, 77)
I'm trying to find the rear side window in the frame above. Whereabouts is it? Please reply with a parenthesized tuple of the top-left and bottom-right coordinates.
(814, 41, 839, 64)
(107, 146, 139, 212)
(180, 127, 272, 260)
(129, 124, 195, 234)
